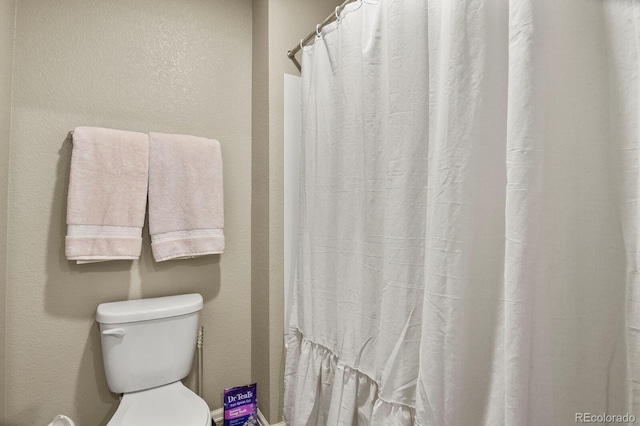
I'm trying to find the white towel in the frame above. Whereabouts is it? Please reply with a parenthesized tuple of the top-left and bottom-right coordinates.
(65, 126, 150, 263)
(148, 132, 224, 261)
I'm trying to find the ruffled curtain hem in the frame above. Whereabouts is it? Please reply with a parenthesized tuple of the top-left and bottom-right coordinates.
(284, 329, 416, 426)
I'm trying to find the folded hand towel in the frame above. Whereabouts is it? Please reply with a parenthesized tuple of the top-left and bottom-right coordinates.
(148, 132, 224, 261)
(65, 127, 150, 263)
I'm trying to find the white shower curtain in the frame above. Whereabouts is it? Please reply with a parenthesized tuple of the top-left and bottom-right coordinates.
(284, 1, 640, 425)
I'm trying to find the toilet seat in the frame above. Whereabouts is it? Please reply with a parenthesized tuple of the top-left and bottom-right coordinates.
(107, 381, 211, 426)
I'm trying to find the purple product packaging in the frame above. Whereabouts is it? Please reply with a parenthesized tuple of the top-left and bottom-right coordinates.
(224, 383, 258, 426)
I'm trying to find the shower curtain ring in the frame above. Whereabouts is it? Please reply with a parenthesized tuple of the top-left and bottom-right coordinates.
(335, 6, 342, 23)
(300, 38, 304, 50)
(316, 24, 322, 38)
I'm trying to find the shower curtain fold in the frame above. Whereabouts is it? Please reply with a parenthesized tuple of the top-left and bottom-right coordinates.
(285, 0, 640, 425)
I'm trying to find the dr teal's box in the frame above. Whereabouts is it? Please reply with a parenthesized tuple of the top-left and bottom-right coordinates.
(223, 383, 258, 426)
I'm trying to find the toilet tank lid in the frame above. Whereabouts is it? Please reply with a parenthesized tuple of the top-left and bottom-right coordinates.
(96, 293, 203, 324)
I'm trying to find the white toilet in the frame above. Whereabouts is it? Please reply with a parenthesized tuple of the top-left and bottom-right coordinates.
(96, 293, 211, 426)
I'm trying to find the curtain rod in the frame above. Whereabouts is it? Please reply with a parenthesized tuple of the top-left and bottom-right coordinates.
(287, 0, 356, 71)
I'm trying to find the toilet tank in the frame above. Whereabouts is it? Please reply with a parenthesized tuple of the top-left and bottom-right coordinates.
(96, 293, 203, 394)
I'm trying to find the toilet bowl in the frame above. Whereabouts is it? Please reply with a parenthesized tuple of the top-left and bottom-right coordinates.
(96, 293, 210, 426)
(108, 382, 211, 426)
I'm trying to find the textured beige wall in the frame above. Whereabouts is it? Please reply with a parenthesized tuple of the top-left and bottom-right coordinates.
(251, 0, 271, 419)
(5, 1, 252, 425)
(250, 0, 340, 422)
(0, 1, 16, 423)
